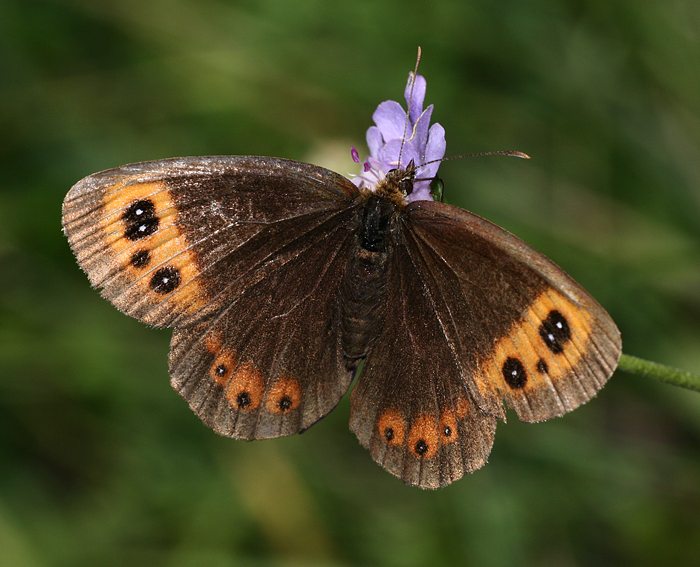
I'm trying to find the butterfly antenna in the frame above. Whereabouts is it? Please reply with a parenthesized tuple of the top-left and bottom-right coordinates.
(397, 46, 422, 171)
(416, 149, 531, 171)
(415, 150, 530, 203)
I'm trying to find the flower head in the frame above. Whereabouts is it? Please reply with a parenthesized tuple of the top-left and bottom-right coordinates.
(351, 72, 446, 202)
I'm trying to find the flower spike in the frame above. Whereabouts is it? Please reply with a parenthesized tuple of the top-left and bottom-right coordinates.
(351, 71, 446, 203)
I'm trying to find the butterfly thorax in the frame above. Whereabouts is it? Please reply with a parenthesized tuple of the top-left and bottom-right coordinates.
(357, 193, 396, 252)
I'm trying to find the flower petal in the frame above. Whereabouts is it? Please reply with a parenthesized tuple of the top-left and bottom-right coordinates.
(411, 104, 433, 150)
(420, 122, 446, 177)
(372, 100, 408, 142)
(406, 184, 433, 203)
(378, 139, 401, 170)
(379, 139, 421, 170)
(366, 126, 383, 158)
(404, 73, 427, 123)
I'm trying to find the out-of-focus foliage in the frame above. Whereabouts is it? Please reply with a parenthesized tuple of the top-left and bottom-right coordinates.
(1, 1, 699, 566)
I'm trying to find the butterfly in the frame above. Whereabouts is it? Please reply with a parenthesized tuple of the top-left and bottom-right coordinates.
(61, 150, 621, 489)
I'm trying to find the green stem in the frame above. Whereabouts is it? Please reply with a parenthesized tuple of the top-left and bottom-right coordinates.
(618, 354, 700, 393)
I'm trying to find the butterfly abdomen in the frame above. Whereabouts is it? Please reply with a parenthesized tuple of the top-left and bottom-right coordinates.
(340, 196, 397, 366)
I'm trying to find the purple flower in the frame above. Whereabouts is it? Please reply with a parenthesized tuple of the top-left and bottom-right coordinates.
(351, 72, 446, 202)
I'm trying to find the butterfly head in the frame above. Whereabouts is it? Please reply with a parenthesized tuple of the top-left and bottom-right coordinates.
(387, 160, 417, 194)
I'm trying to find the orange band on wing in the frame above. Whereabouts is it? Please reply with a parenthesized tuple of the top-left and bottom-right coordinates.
(407, 414, 439, 459)
(266, 376, 302, 414)
(475, 289, 594, 397)
(100, 179, 206, 315)
(377, 408, 406, 446)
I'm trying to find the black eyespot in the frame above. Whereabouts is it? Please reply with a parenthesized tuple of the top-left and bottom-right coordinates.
(502, 357, 527, 388)
(536, 359, 549, 374)
(125, 217, 159, 240)
(130, 249, 151, 268)
(123, 200, 158, 240)
(149, 266, 180, 294)
(443, 426, 452, 437)
(384, 427, 394, 441)
(215, 364, 227, 377)
(123, 199, 155, 223)
(278, 396, 292, 411)
(539, 310, 571, 354)
(415, 439, 428, 456)
(236, 392, 251, 408)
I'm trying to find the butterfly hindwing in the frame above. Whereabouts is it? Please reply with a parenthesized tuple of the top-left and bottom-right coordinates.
(169, 204, 359, 438)
(62, 156, 358, 328)
(404, 200, 622, 424)
(349, 238, 497, 489)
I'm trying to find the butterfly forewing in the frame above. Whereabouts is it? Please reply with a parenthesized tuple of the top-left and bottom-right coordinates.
(62, 156, 358, 328)
(404, 200, 621, 423)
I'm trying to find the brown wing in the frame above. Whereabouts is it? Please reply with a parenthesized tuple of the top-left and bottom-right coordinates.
(168, 205, 358, 438)
(63, 156, 362, 437)
(350, 199, 620, 489)
(349, 239, 497, 489)
(403, 200, 621, 424)
(62, 156, 358, 327)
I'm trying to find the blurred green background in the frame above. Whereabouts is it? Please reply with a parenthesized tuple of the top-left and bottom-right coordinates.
(2, 1, 699, 565)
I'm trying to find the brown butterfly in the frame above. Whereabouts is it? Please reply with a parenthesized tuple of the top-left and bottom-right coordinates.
(62, 152, 621, 489)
